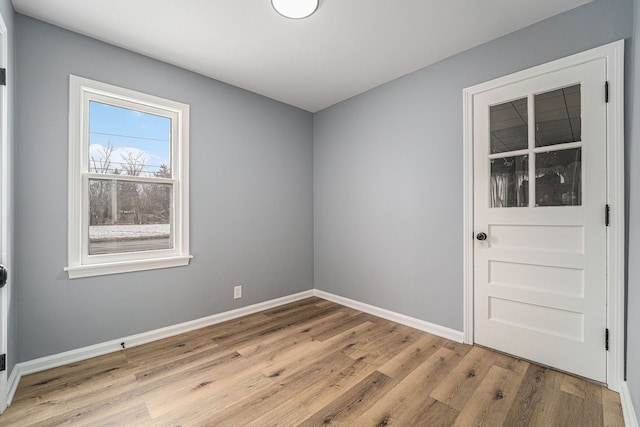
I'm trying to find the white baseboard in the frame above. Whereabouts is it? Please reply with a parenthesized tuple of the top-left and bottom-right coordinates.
(6, 366, 20, 410)
(6, 290, 314, 406)
(621, 381, 639, 427)
(313, 289, 465, 343)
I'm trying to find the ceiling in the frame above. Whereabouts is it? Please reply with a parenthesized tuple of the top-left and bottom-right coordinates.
(12, 0, 593, 112)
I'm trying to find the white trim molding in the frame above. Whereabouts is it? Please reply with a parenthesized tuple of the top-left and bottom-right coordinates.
(462, 40, 625, 392)
(603, 40, 626, 394)
(0, 10, 8, 414)
(6, 366, 19, 410)
(313, 290, 464, 343)
(621, 382, 639, 427)
(66, 75, 191, 278)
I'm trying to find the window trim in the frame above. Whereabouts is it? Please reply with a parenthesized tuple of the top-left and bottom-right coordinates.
(66, 75, 191, 278)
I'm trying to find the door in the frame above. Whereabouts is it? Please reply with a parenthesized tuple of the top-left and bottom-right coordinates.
(472, 58, 608, 382)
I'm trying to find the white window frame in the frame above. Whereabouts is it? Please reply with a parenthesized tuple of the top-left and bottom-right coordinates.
(66, 75, 191, 278)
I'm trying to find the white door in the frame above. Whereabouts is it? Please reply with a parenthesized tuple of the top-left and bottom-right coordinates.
(0, 13, 7, 412)
(473, 57, 608, 382)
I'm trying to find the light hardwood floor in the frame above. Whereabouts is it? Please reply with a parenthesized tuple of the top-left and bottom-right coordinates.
(1, 297, 625, 426)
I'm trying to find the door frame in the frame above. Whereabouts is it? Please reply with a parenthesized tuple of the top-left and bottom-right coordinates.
(462, 40, 625, 391)
(0, 10, 7, 411)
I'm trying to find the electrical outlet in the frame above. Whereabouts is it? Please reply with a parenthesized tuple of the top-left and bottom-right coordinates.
(234, 285, 242, 299)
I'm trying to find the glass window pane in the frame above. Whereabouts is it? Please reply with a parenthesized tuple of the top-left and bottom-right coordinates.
(490, 98, 528, 154)
(535, 85, 581, 147)
(490, 155, 528, 208)
(89, 179, 173, 255)
(89, 101, 172, 177)
(535, 148, 581, 206)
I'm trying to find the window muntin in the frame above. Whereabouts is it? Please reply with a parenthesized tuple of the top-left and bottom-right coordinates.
(67, 76, 191, 278)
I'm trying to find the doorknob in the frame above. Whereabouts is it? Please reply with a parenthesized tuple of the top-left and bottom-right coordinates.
(0, 265, 6, 288)
(476, 232, 487, 241)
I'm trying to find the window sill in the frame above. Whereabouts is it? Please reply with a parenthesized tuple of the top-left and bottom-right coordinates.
(65, 255, 193, 279)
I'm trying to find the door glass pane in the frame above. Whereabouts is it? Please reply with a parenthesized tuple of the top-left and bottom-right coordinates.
(490, 98, 528, 154)
(535, 84, 581, 147)
(490, 155, 528, 208)
(89, 178, 173, 254)
(535, 148, 581, 206)
(89, 101, 172, 177)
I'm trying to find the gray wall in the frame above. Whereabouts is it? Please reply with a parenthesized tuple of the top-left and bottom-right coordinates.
(15, 15, 314, 362)
(0, 0, 15, 377)
(314, 0, 633, 331)
(627, 0, 640, 416)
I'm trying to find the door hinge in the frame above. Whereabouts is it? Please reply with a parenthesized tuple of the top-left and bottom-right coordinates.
(605, 81, 609, 103)
(605, 328, 609, 351)
(605, 204, 610, 226)
(0, 354, 5, 371)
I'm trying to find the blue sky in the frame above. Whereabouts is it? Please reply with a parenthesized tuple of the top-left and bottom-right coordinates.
(89, 101, 171, 174)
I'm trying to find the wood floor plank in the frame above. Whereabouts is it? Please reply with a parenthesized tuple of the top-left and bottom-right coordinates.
(2, 298, 624, 426)
(0, 374, 139, 426)
(123, 312, 270, 363)
(346, 322, 425, 366)
(142, 339, 336, 419)
(202, 304, 345, 357)
(23, 387, 147, 427)
(26, 404, 146, 427)
(515, 368, 564, 427)
(291, 353, 378, 413)
(143, 365, 272, 419)
(244, 399, 312, 427)
(404, 398, 461, 426)
(258, 296, 323, 317)
(236, 309, 350, 358)
(560, 373, 602, 402)
(217, 353, 353, 426)
(297, 370, 396, 426)
(430, 345, 506, 411)
(374, 333, 441, 379)
(502, 363, 549, 427)
(82, 403, 152, 427)
(310, 311, 372, 342)
(153, 351, 355, 426)
(452, 364, 526, 426)
(123, 329, 219, 365)
(313, 298, 337, 308)
(256, 321, 375, 379)
(134, 346, 242, 384)
(354, 346, 462, 425)
(15, 352, 130, 396)
(602, 387, 625, 427)
(552, 389, 604, 427)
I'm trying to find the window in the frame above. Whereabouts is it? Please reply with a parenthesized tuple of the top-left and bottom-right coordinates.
(66, 75, 191, 278)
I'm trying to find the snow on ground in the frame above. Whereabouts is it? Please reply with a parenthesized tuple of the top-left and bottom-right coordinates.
(89, 224, 170, 240)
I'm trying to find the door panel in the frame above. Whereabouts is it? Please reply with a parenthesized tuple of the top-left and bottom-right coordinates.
(473, 58, 607, 382)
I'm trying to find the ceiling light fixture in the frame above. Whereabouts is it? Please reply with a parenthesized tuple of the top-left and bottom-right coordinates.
(271, 0, 318, 19)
